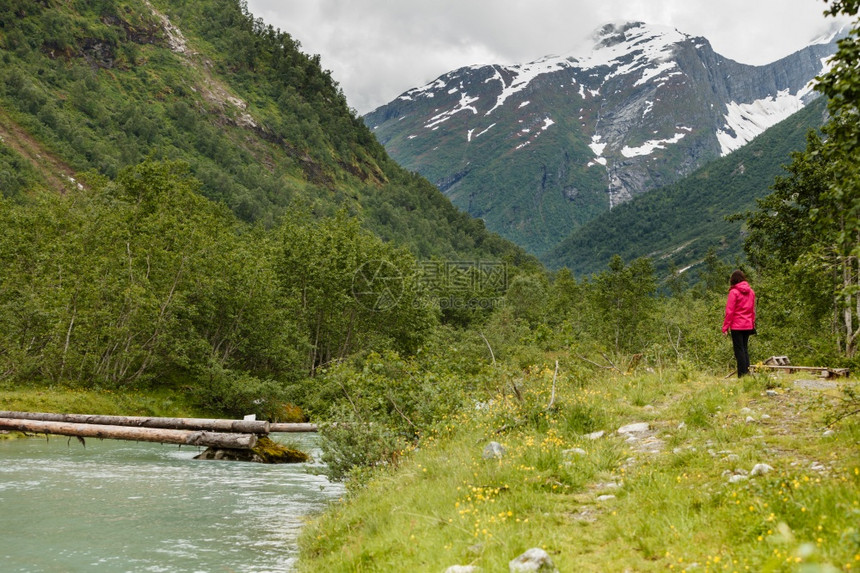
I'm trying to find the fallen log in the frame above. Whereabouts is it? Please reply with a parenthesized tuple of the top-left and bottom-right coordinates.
(268, 422, 318, 433)
(0, 418, 257, 449)
(0, 411, 269, 434)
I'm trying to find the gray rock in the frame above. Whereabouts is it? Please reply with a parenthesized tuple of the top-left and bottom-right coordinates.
(562, 448, 587, 457)
(751, 463, 774, 476)
(584, 430, 605, 440)
(509, 548, 558, 572)
(745, 416, 756, 423)
(728, 474, 749, 483)
(823, 429, 835, 437)
(617, 422, 649, 434)
(482, 441, 506, 460)
(596, 494, 616, 501)
(446, 566, 479, 573)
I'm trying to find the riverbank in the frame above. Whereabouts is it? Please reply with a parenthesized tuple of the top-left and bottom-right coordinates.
(0, 382, 215, 439)
(297, 368, 860, 572)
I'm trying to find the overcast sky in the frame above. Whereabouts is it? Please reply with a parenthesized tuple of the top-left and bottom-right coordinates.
(244, 0, 846, 115)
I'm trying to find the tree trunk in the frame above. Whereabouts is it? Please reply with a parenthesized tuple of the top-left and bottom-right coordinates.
(268, 422, 318, 432)
(0, 418, 258, 449)
(0, 411, 270, 434)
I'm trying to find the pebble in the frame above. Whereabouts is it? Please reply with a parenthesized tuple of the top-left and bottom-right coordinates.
(745, 416, 756, 423)
(823, 429, 834, 437)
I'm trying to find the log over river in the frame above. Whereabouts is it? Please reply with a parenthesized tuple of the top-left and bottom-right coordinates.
(0, 433, 342, 572)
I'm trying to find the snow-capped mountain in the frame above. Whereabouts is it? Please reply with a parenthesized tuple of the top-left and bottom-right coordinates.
(364, 22, 843, 255)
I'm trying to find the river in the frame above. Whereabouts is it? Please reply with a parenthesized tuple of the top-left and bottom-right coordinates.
(0, 433, 342, 572)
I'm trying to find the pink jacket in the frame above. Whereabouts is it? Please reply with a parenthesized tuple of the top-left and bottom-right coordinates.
(722, 281, 756, 333)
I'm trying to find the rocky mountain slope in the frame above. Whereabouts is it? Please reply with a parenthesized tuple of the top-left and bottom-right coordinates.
(365, 22, 843, 255)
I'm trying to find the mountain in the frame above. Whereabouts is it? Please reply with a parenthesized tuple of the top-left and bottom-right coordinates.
(0, 0, 530, 264)
(364, 22, 843, 256)
(544, 96, 829, 277)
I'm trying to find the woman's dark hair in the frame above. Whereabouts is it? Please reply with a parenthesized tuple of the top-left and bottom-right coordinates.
(730, 270, 747, 286)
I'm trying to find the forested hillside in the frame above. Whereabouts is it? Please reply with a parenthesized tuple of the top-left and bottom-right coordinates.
(0, 0, 529, 261)
(545, 97, 829, 277)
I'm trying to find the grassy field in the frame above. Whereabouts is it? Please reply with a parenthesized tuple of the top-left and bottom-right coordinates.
(298, 367, 860, 572)
(0, 381, 213, 427)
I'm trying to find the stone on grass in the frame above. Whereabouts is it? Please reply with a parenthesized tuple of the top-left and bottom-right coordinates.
(584, 430, 605, 440)
(562, 448, 587, 457)
(823, 429, 835, 437)
(751, 463, 774, 476)
(482, 441, 506, 460)
(445, 566, 479, 573)
(596, 494, 616, 502)
(617, 422, 650, 435)
(728, 474, 749, 483)
(509, 548, 558, 572)
(745, 416, 756, 423)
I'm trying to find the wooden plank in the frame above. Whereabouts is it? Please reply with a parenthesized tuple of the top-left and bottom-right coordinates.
(0, 418, 257, 449)
(0, 411, 269, 434)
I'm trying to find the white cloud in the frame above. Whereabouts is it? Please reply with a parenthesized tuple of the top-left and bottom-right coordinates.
(245, 0, 845, 114)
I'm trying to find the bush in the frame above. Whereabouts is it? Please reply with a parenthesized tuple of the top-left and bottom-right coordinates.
(192, 364, 288, 420)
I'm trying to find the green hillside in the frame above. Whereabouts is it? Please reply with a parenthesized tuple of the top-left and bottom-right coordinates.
(544, 97, 829, 276)
(0, 0, 529, 262)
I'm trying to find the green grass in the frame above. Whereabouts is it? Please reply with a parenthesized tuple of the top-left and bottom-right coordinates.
(298, 368, 860, 572)
(0, 381, 212, 420)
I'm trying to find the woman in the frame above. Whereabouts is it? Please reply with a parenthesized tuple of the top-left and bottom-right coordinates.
(722, 270, 756, 377)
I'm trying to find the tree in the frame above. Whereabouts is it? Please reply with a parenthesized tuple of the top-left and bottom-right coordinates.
(591, 256, 657, 352)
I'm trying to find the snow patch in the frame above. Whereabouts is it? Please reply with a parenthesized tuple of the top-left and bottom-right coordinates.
(474, 123, 496, 138)
(424, 92, 479, 129)
(518, 101, 531, 108)
(621, 132, 687, 157)
(589, 134, 607, 157)
(541, 117, 555, 130)
(716, 90, 805, 155)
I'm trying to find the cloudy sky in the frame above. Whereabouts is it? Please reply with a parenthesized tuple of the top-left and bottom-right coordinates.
(245, 0, 846, 115)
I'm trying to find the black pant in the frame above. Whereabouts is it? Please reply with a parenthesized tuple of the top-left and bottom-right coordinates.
(730, 329, 754, 377)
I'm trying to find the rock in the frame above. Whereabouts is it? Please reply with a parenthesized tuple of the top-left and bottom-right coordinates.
(823, 429, 835, 437)
(509, 548, 558, 572)
(677, 421, 687, 430)
(617, 422, 649, 434)
(766, 389, 778, 396)
(740, 407, 752, 414)
(446, 566, 480, 573)
(751, 463, 774, 476)
(482, 441, 506, 460)
(761, 414, 771, 420)
(562, 448, 587, 457)
(728, 474, 749, 483)
(745, 416, 756, 423)
(810, 462, 826, 472)
(724, 454, 739, 462)
(584, 430, 605, 440)
(596, 494, 616, 501)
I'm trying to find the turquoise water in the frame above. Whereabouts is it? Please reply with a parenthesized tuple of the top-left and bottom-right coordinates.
(0, 434, 342, 572)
